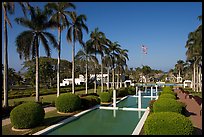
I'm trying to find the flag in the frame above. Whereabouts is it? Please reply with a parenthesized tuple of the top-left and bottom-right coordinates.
(142, 45, 147, 54)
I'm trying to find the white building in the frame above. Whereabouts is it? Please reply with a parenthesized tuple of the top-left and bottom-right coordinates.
(60, 75, 85, 86)
(183, 80, 192, 88)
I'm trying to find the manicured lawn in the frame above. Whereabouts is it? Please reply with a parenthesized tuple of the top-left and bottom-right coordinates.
(3, 86, 106, 107)
(2, 109, 82, 135)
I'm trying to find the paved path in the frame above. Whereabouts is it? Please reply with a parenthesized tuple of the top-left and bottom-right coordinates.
(174, 89, 202, 135)
(2, 107, 56, 126)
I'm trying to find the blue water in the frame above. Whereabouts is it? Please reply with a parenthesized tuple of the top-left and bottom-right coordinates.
(45, 96, 151, 135)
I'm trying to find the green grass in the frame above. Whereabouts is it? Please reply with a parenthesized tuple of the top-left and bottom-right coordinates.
(2, 109, 78, 135)
(3, 86, 106, 107)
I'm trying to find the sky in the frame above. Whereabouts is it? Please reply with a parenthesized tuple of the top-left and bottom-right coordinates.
(2, 2, 202, 72)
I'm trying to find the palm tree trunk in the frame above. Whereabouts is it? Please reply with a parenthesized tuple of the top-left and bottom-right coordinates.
(193, 62, 196, 91)
(112, 67, 115, 90)
(196, 64, 199, 92)
(94, 52, 97, 93)
(116, 68, 119, 89)
(3, 13, 8, 107)
(107, 66, 110, 90)
(72, 41, 75, 94)
(120, 69, 122, 88)
(35, 40, 39, 102)
(85, 55, 88, 94)
(198, 65, 201, 92)
(101, 55, 103, 92)
(57, 27, 61, 97)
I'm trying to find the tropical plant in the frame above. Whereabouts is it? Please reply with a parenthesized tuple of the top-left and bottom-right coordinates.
(87, 27, 110, 93)
(185, 15, 202, 92)
(45, 2, 75, 97)
(15, 6, 58, 102)
(66, 11, 88, 94)
(109, 41, 121, 90)
(75, 42, 98, 94)
(2, 2, 31, 107)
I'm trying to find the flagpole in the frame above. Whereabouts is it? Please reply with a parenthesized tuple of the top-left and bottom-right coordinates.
(141, 45, 143, 89)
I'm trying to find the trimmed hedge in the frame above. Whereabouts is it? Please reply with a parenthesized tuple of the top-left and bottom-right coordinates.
(99, 92, 112, 102)
(159, 93, 176, 100)
(55, 93, 81, 113)
(144, 112, 194, 135)
(10, 102, 45, 129)
(117, 88, 129, 97)
(153, 98, 183, 113)
(80, 95, 101, 109)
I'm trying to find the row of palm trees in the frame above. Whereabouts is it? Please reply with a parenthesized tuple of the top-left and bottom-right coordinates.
(185, 15, 202, 92)
(2, 2, 129, 107)
(172, 15, 202, 92)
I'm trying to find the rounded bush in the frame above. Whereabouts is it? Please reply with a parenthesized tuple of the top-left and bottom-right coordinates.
(162, 86, 173, 92)
(99, 92, 112, 102)
(10, 102, 45, 129)
(144, 112, 194, 135)
(80, 95, 101, 109)
(153, 98, 183, 113)
(159, 93, 176, 100)
(56, 93, 81, 113)
(117, 88, 129, 97)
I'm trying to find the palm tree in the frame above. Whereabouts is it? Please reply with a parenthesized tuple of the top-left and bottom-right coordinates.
(103, 53, 112, 90)
(75, 42, 98, 94)
(109, 41, 121, 90)
(2, 2, 31, 107)
(67, 11, 88, 94)
(116, 48, 129, 88)
(86, 27, 109, 93)
(45, 2, 75, 97)
(15, 6, 58, 102)
(175, 60, 185, 78)
(185, 15, 202, 92)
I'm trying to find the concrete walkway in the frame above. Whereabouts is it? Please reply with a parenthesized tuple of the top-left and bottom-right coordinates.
(174, 89, 202, 135)
(2, 107, 56, 126)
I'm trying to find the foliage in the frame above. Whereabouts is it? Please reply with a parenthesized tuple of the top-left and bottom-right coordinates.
(117, 88, 129, 97)
(144, 112, 194, 135)
(159, 93, 176, 100)
(10, 102, 45, 129)
(99, 92, 112, 102)
(80, 95, 100, 109)
(55, 93, 81, 113)
(153, 98, 183, 113)
(127, 86, 136, 95)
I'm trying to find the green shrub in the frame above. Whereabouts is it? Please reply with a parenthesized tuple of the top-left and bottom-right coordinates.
(127, 86, 136, 95)
(55, 93, 81, 113)
(162, 86, 173, 92)
(159, 93, 176, 100)
(117, 88, 129, 97)
(10, 102, 45, 129)
(99, 92, 112, 102)
(80, 95, 100, 109)
(153, 98, 183, 113)
(144, 112, 194, 135)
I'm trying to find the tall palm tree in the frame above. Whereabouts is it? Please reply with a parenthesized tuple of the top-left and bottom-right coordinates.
(185, 15, 202, 92)
(116, 48, 129, 89)
(109, 41, 121, 90)
(2, 2, 31, 107)
(67, 11, 88, 94)
(175, 60, 185, 78)
(45, 2, 75, 97)
(103, 52, 112, 90)
(86, 27, 109, 93)
(15, 6, 58, 102)
(75, 42, 98, 94)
